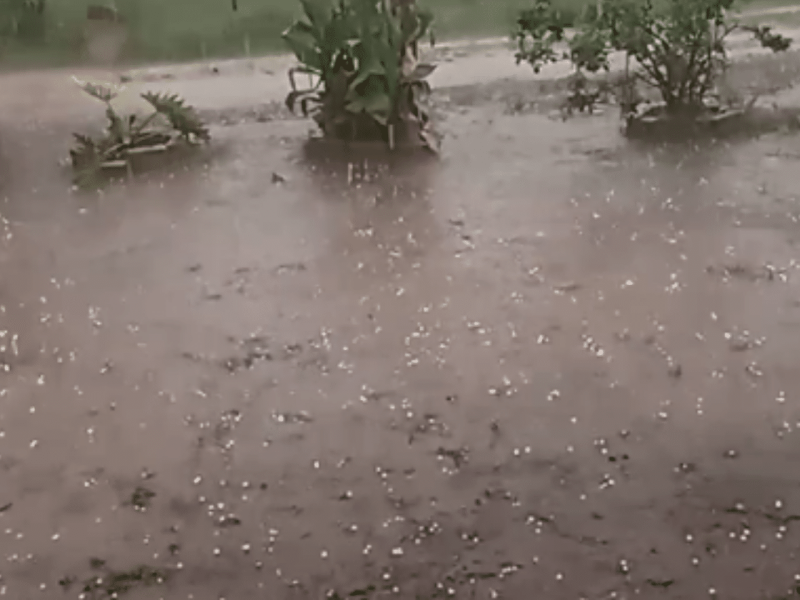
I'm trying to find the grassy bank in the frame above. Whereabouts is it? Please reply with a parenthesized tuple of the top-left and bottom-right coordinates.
(0, 0, 785, 69)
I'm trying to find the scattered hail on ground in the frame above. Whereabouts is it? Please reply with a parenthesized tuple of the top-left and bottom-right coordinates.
(3, 38, 800, 600)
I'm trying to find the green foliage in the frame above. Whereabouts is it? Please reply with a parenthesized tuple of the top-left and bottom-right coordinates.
(514, 0, 793, 115)
(514, 1, 570, 72)
(69, 79, 210, 186)
(282, 0, 439, 150)
(140, 92, 211, 143)
(742, 23, 793, 52)
(558, 71, 604, 118)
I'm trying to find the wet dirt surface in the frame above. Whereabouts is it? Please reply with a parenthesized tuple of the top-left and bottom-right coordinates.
(3, 94, 800, 600)
(4, 20, 800, 126)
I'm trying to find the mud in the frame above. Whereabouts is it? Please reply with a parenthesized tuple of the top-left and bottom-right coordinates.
(3, 63, 800, 600)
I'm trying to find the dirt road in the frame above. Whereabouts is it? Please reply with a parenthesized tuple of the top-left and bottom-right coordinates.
(3, 41, 800, 600)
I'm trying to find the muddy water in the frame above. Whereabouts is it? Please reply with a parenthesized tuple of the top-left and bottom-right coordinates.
(2, 109, 800, 600)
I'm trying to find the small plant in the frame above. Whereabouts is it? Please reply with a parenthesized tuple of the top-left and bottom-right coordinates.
(282, 0, 439, 151)
(515, 1, 612, 120)
(514, 0, 793, 126)
(69, 78, 210, 185)
(559, 71, 603, 119)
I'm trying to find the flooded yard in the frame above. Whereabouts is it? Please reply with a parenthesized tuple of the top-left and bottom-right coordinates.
(2, 79, 800, 600)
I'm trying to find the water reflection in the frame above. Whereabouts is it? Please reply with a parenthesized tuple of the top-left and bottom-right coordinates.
(300, 139, 443, 285)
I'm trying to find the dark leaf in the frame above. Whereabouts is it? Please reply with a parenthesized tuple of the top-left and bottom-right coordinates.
(282, 20, 324, 70)
(141, 92, 210, 142)
(299, 0, 332, 33)
(345, 75, 391, 124)
(406, 62, 436, 81)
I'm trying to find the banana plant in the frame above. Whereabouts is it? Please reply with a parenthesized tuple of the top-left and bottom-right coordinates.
(282, 0, 439, 151)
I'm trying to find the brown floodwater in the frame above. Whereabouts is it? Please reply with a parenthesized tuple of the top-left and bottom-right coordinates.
(2, 101, 800, 600)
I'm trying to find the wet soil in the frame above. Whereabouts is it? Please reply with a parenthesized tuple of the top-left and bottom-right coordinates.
(3, 67, 800, 600)
(5, 23, 800, 126)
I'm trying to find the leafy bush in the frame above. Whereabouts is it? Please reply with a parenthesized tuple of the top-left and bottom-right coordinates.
(282, 0, 439, 151)
(70, 78, 210, 185)
(514, 0, 793, 117)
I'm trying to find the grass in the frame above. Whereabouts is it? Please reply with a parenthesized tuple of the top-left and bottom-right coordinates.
(0, 0, 790, 69)
(2, 0, 561, 67)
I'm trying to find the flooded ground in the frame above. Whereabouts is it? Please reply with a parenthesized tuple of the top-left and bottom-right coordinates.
(3, 67, 800, 600)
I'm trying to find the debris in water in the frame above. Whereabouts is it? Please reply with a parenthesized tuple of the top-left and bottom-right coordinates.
(553, 281, 581, 293)
(128, 486, 156, 511)
(744, 362, 763, 378)
(272, 410, 314, 424)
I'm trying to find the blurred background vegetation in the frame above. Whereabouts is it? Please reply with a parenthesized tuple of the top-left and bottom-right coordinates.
(0, 0, 783, 69)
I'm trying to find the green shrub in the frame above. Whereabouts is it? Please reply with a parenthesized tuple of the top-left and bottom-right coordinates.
(282, 0, 439, 151)
(514, 0, 793, 117)
(70, 79, 210, 185)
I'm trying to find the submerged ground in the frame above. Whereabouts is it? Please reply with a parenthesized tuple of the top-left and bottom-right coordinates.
(3, 42, 800, 600)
